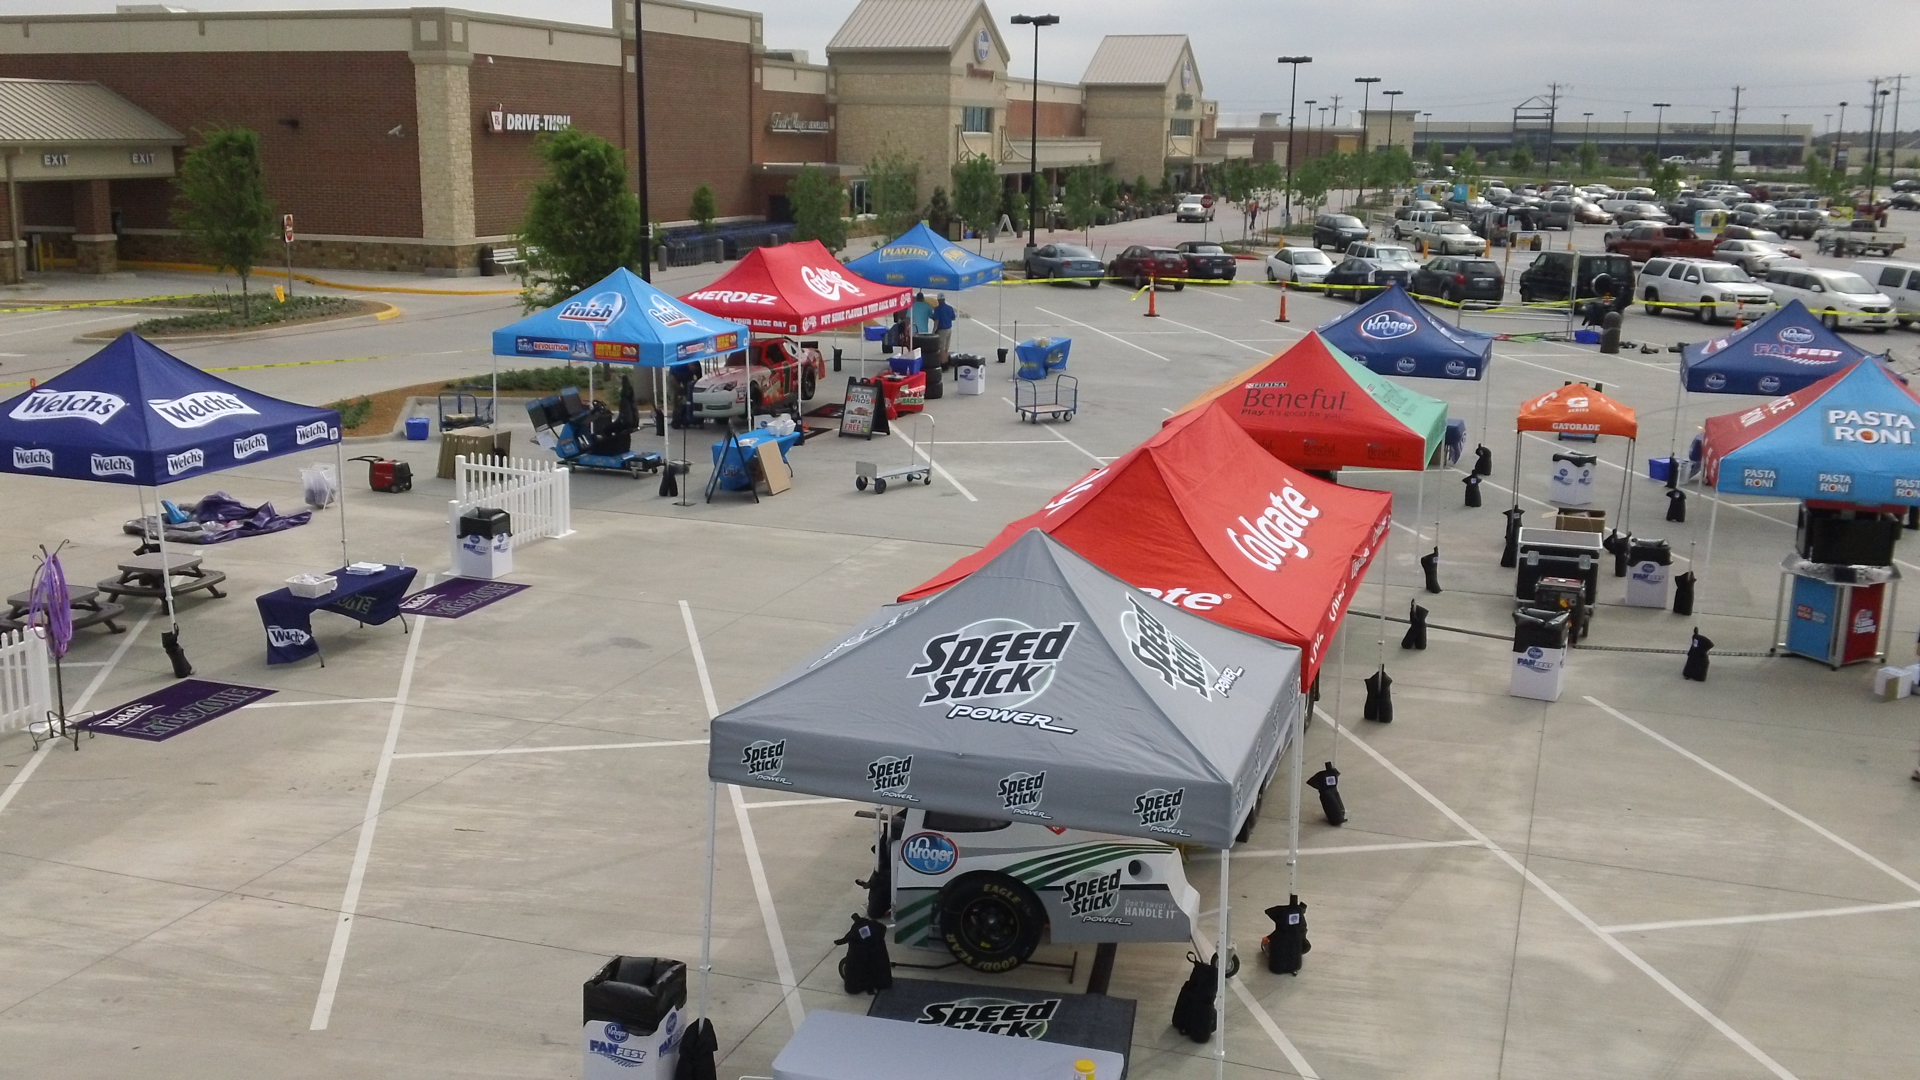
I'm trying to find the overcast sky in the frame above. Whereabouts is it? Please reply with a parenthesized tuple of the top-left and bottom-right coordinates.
(12, 0, 1917, 132)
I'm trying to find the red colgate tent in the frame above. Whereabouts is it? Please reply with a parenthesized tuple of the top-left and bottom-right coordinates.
(679, 239, 912, 335)
(900, 406, 1393, 682)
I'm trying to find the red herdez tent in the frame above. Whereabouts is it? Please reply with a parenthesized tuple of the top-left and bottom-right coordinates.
(680, 240, 911, 335)
(901, 407, 1393, 682)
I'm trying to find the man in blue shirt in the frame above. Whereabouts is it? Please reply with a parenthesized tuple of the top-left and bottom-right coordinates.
(932, 294, 956, 365)
(911, 291, 933, 336)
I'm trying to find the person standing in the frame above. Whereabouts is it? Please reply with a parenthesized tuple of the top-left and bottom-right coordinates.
(932, 294, 956, 366)
(911, 291, 933, 337)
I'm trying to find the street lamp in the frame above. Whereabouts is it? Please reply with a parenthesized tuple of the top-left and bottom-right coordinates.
(1010, 13, 1060, 251)
(1869, 86, 1892, 201)
(1381, 89, 1404, 198)
(1836, 101, 1848, 169)
(1354, 76, 1381, 204)
(1652, 102, 1671, 166)
(1277, 55, 1312, 227)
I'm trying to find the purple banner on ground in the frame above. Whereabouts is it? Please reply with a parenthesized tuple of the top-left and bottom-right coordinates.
(398, 577, 530, 619)
(83, 679, 277, 741)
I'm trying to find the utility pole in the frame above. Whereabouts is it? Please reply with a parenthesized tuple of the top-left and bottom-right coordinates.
(1353, 76, 1381, 206)
(1547, 82, 1563, 178)
(1726, 86, 1744, 177)
(1652, 101, 1670, 165)
(1868, 81, 1890, 202)
(1836, 101, 1849, 169)
(1892, 74, 1907, 183)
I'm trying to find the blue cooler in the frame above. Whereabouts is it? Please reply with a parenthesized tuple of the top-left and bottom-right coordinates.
(1015, 338, 1070, 381)
(405, 416, 429, 441)
(888, 351, 922, 376)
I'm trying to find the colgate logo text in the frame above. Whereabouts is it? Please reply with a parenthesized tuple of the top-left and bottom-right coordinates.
(1226, 483, 1321, 571)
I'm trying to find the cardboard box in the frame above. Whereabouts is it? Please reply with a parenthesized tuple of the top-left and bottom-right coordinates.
(752, 440, 790, 496)
(1554, 508, 1607, 533)
(1873, 665, 1913, 701)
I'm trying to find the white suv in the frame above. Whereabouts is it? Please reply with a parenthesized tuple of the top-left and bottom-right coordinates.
(1849, 259, 1920, 327)
(1639, 257, 1775, 324)
(1761, 266, 1896, 331)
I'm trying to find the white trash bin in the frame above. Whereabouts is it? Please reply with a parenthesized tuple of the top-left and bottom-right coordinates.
(1547, 451, 1597, 507)
(583, 956, 686, 1080)
(453, 507, 512, 580)
(955, 365, 986, 395)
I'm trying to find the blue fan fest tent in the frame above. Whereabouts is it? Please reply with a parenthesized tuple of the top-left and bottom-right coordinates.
(1680, 299, 1884, 396)
(843, 222, 1003, 291)
(1317, 283, 1494, 382)
(0, 332, 345, 648)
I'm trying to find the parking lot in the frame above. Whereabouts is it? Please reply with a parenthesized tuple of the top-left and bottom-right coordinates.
(3, 208, 1920, 1080)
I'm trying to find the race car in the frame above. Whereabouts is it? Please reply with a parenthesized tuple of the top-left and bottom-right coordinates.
(691, 337, 823, 421)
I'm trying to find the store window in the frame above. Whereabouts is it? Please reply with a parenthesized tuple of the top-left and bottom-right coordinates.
(962, 106, 993, 134)
(848, 178, 872, 216)
(1170, 119, 1195, 137)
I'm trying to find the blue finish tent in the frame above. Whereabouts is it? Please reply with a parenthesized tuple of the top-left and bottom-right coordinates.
(0, 333, 339, 487)
(1316, 283, 1494, 382)
(1680, 299, 1883, 395)
(844, 222, 1003, 291)
(1701, 358, 1920, 504)
(491, 267, 748, 367)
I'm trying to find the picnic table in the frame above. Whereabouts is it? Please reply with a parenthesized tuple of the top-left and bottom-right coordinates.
(4, 585, 126, 635)
(96, 552, 227, 605)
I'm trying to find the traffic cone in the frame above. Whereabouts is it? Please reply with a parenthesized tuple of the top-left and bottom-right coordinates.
(1275, 281, 1289, 323)
(1733, 305, 1743, 330)
(1145, 281, 1160, 318)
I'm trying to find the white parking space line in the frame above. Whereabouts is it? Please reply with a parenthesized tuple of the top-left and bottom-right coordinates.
(392, 738, 709, 760)
(1585, 697, 1920, 897)
(1327, 708, 1804, 1080)
(1193, 838, 1485, 859)
(1229, 978, 1321, 1080)
(994, 398, 1104, 464)
(1153, 314, 1283, 355)
(311, 588, 432, 1031)
(681, 601, 805, 1034)
(0, 609, 153, 823)
(1035, 306, 1173, 362)
(936, 439, 1074, 445)
(1600, 899, 1920, 935)
(891, 428, 977, 502)
(245, 697, 397, 710)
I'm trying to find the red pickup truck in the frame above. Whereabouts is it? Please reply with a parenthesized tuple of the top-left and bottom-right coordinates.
(1605, 224, 1720, 262)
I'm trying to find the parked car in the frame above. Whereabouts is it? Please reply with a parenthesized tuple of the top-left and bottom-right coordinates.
(1409, 256, 1506, 304)
(1816, 218, 1907, 257)
(1108, 245, 1188, 289)
(1517, 251, 1635, 305)
(1176, 195, 1214, 223)
(1265, 246, 1334, 288)
(1322, 255, 1412, 300)
(1443, 196, 1494, 221)
(1174, 241, 1237, 281)
(1638, 257, 1775, 324)
(1621, 186, 1657, 201)
(1713, 238, 1800, 277)
(1665, 196, 1730, 226)
(1024, 242, 1105, 286)
(692, 338, 823, 420)
(1393, 199, 1446, 221)
(1762, 208, 1826, 240)
(1891, 193, 1920, 211)
(1540, 200, 1577, 230)
(1729, 202, 1777, 227)
(1573, 199, 1612, 225)
(1312, 214, 1370, 250)
(1761, 265, 1896, 331)
(1606, 224, 1721, 262)
(1848, 259, 1920, 326)
(1345, 241, 1422, 275)
(1391, 209, 1445, 241)
(1719, 224, 1798, 251)
(1407, 219, 1489, 255)
(1603, 219, 1664, 247)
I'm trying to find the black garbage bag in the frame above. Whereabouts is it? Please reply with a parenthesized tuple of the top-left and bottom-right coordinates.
(1421, 547, 1442, 593)
(1263, 896, 1310, 975)
(1908, 506, 1919, 531)
(1604, 529, 1630, 578)
(659, 467, 679, 499)
(1170, 953, 1219, 1042)
(1401, 599, 1429, 650)
(1683, 628, 1714, 682)
(1501, 506, 1526, 568)
(1463, 473, 1483, 508)
(1473, 444, 1494, 477)
(1672, 571, 1696, 616)
(672, 1018, 718, 1080)
(1363, 666, 1394, 722)
(1306, 763, 1347, 826)
(1666, 488, 1687, 523)
(833, 914, 893, 994)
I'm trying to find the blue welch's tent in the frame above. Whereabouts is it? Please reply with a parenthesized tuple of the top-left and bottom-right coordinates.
(1316, 283, 1494, 381)
(492, 267, 749, 366)
(1701, 358, 1920, 504)
(0, 333, 340, 487)
(1680, 299, 1884, 395)
(844, 222, 1003, 291)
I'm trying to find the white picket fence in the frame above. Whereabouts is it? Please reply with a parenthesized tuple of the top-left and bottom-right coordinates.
(0, 627, 53, 735)
(450, 454, 574, 551)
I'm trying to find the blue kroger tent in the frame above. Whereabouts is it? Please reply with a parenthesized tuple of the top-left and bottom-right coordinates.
(1702, 358, 1920, 504)
(0, 332, 340, 487)
(492, 267, 748, 367)
(844, 222, 1003, 291)
(1681, 299, 1884, 395)
(1316, 283, 1493, 381)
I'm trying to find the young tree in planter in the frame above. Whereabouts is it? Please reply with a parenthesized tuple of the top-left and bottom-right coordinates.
(171, 126, 276, 317)
(951, 153, 1000, 247)
(689, 184, 718, 233)
(789, 166, 847, 253)
(1425, 140, 1447, 176)
(1062, 166, 1101, 241)
(923, 185, 955, 237)
(866, 148, 921, 241)
(515, 127, 642, 310)
(1578, 141, 1600, 177)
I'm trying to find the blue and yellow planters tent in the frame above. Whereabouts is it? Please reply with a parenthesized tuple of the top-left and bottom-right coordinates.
(845, 222, 1004, 291)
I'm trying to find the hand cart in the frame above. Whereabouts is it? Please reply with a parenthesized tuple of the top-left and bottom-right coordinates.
(855, 413, 934, 494)
(1015, 374, 1078, 423)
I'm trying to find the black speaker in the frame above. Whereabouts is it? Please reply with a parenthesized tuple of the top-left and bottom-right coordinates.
(1797, 505, 1899, 566)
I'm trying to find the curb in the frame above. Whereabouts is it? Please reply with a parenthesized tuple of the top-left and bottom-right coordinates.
(119, 260, 522, 297)
(73, 302, 401, 344)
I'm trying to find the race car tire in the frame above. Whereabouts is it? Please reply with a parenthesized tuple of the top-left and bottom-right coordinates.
(1236, 788, 1263, 844)
(939, 873, 1046, 974)
(802, 371, 816, 400)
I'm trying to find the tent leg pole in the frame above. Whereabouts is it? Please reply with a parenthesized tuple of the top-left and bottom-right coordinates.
(336, 440, 349, 566)
(1378, 515, 1390, 668)
(1702, 490, 1722, 585)
(698, 779, 718, 1021)
(1414, 469, 1426, 549)
(1214, 847, 1229, 1080)
(1621, 437, 1634, 533)
(1511, 430, 1522, 510)
(1287, 693, 1304, 900)
(1331, 625, 1347, 768)
(1668, 380, 1686, 460)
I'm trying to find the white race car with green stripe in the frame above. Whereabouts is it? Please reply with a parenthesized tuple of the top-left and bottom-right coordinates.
(883, 809, 1205, 974)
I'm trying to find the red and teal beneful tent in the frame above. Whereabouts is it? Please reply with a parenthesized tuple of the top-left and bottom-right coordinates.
(1177, 332, 1449, 471)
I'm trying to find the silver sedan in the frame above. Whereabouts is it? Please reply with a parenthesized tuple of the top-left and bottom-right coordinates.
(1713, 239, 1799, 277)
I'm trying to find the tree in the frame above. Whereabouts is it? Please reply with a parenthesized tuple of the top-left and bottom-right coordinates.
(788, 166, 847, 253)
(1641, 150, 1659, 178)
(1294, 154, 1337, 213)
(1804, 153, 1848, 202)
(689, 184, 717, 233)
(951, 153, 1000, 247)
(1098, 171, 1122, 216)
(1577, 141, 1600, 177)
(998, 185, 1028, 235)
(923, 185, 955, 237)
(514, 128, 643, 310)
(1367, 148, 1415, 194)
(1062, 166, 1101, 240)
(1425, 140, 1447, 176)
(1457, 145, 1481, 181)
(1508, 144, 1534, 175)
(172, 126, 276, 316)
(1133, 175, 1150, 203)
(866, 148, 920, 241)
(1653, 161, 1685, 201)
(1716, 149, 1736, 182)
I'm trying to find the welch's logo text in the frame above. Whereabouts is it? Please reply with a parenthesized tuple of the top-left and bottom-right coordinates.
(997, 770, 1049, 818)
(267, 626, 313, 648)
(166, 449, 205, 476)
(91, 454, 135, 478)
(12, 447, 54, 471)
(296, 420, 332, 445)
(1226, 482, 1322, 571)
(1134, 787, 1188, 835)
(1360, 311, 1418, 340)
(233, 433, 270, 460)
(741, 739, 790, 785)
(9, 389, 126, 424)
(868, 754, 916, 801)
(149, 392, 257, 429)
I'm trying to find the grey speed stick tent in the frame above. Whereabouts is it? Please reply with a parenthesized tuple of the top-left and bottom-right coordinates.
(708, 529, 1303, 850)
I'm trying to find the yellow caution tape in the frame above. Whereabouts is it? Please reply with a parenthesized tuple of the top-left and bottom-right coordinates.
(0, 352, 390, 391)
(116, 260, 522, 297)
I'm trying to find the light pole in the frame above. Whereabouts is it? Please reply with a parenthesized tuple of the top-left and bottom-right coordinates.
(1782, 113, 1790, 167)
(1652, 101, 1670, 167)
(1354, 76, 1381, 204)
(1010, 13, 1059, 251)
(1382, 89, 1404, 198)
(1836, 101, 1848, 170)
(1277, 55, 1312, 227)
(1869, 85, 1891, 202)
(1582, 111, 1592, 173)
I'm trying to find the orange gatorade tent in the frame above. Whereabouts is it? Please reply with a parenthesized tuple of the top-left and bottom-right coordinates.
(1512, 383, 1639, 520)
